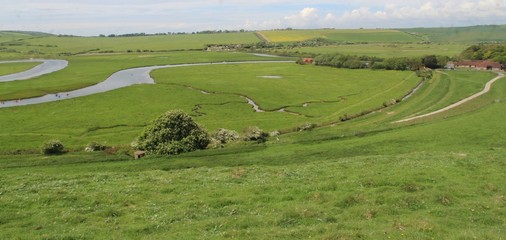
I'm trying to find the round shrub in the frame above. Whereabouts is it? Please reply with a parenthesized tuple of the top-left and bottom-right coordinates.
(135, 110, 210, 155)
(297, 122, 316, 131)
(41, 139, 65, 155)
(213, 128, 240, 144)
(85, 142, 107, 152)
(243, 126, 268, 143)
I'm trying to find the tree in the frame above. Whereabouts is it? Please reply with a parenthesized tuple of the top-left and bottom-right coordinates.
(135, 110, 210, 155)
(421, 55, 437, 69)
(41, 139, 65, 155)
(243, 126, 268, 143)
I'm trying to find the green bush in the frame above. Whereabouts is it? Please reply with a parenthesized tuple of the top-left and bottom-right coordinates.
(297, 123, 316, 131)
(41, 140, 65, 155)
(213, 128, 240, 144)
(85, 142, 107, 152)
(243, 126, 268, 143)
(135, 110, 210, 155)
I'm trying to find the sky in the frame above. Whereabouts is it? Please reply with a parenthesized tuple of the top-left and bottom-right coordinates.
(0, 0, 505, 36)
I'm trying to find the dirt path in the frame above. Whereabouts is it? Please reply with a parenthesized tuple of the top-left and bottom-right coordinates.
(395, 72, 504, 123)
(255, 31, 271, 43)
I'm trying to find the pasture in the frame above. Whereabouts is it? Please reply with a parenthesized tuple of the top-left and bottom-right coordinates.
(0, 29, 505, 239)
(0, 32, 260, 59)
(287, 43, 467, 58)
(258, 29, 422, 43)
(0, 60, 418, 152)
(1, 75, 504, 238)
(401, 25, 506, 43)
(0, 51, 286, 101)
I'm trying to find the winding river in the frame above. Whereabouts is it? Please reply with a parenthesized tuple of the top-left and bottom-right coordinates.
(0, 60, 293, 108)
(0, 59, 68, 82)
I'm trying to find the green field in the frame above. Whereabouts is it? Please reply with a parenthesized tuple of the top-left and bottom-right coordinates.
(259, 29, 422, 43)
(287, 43, 467, 58)
(0, 60, 418, 151)
(400, 25, 506, 43)
(1, 74, 504, 239)
(0, 28, 505, 239)
(262, 25, 506, 44)
(0, 32, 260, 59)
(0, 52, 287, 101)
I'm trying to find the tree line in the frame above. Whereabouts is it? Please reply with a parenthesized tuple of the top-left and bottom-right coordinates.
(460, 44, 506, 64)
(301, 53, 450, 71)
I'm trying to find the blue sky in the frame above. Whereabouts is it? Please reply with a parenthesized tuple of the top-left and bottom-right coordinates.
(0, 0, 505, 36)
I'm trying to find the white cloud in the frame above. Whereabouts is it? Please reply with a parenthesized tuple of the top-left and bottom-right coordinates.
(268, 1, 506, 30)
(283, 8, 319, 27)
(0, 0, 504, 35)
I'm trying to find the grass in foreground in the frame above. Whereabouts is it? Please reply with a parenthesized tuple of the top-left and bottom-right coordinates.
(0, 65, 505, 239)
(0, 149, 503, 239)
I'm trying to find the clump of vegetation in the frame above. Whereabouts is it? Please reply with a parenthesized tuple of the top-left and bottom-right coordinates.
(41, 140, 65, 155)
(213, 128, 240, 144)
(460, 44, 506, 64)
(313, 53, 450, 70)
(297, 122, 317, 131)
(208, 128, 240, 149)
(243, 126, 268, 143)
(135, 110, 210, 155)
(416, 69, 433, 80)
(84, 142, 108, 152)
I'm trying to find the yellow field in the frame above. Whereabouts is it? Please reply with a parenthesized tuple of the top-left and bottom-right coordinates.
(258, 29, 421, 43)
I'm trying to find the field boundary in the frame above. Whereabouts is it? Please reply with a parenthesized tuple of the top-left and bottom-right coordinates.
(255, 31, 270, 43)
(394, 71, 504, 123)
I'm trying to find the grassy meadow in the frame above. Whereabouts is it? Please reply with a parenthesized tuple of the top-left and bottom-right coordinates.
(0, 28, 505, 239)
(1, 75, 504, 238)
(0, 51, 290, 101)
(258, 29, 422, 43)
(401, 25, 506, 43)
(287, 43, 467, 58)
(0, 32, 260, 59)
(0, 61, 418, 151)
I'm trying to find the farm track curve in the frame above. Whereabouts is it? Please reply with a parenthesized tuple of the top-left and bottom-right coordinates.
(395, 71, 504, 123)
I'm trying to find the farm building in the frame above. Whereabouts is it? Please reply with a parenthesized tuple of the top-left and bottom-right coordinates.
(453, 60, 503, 71)
(303, 58, 314, 64)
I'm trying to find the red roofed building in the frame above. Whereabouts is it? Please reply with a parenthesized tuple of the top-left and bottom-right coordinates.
(303, 58, 314, 64)
(454, 60, 503, 71)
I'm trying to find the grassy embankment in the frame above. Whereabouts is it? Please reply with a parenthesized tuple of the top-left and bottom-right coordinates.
(0, 70, 504, 239)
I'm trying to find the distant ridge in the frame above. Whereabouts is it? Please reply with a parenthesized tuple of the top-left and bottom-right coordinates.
(397, 24, 506, 43)
(1, 24, 504, 44)
(0, 30, 53, 37)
